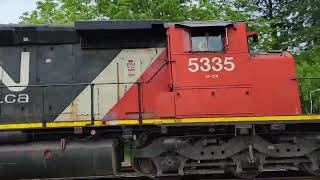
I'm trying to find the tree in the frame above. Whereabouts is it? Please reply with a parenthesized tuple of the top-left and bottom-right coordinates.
(295, 45, 320, 113)
(20, 0, 252, 24)
(20, 0, 98, 24)
(96, 0, 192, 21)
(236, 0, 320, 50)
(285, 0, 320, 112)
(282, 0, 320, 49)
(20, 0, 192, 23)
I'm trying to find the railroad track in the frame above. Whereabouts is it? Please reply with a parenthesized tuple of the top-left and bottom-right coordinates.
(197, 176, 319, 180)
(217, 177, 318, 180)
(32, 176, 319, 180)
(186, 176, 319, 180)
(26, 170, 320, 180)
(254, 177, 318, 180)
(158, 176, 318, 180)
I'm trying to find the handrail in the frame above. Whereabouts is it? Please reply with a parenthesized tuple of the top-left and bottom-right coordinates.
(292, 77, 320, 80)
(0, 61, 169, 126)
(284, 77, 320, 114)
(310, 89, 320, 114)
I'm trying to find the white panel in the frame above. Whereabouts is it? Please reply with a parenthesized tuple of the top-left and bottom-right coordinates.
(55, 48, 165, 121)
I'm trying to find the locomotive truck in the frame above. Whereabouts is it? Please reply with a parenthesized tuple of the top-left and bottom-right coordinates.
(0, 20, 319, 179)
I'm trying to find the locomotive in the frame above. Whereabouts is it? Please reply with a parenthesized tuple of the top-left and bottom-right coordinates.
(0, 20, 319, 179)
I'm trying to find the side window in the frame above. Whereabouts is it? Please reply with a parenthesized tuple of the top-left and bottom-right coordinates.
(191, 30, 224, 52)
(191, 32, 207, 51)
(208, 34, 223, 51)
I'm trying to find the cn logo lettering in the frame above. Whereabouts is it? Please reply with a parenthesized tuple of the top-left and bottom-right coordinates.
(0, 52, 30, 92)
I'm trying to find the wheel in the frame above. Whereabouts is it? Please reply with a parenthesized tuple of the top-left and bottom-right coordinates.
(229, 166, 260, 179)
(229, 153, 261, 179)
(132, 158, 157, 175)
(156, 176, 182, 180)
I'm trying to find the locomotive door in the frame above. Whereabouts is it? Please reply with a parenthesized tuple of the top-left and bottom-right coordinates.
(169, 24, 253, 117)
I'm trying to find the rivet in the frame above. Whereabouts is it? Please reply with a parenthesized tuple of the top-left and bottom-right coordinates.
(44, 149, 53, 160)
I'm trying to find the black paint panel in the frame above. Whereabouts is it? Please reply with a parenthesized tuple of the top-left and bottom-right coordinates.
(79, 29, 167, 49)
(75, 20, 163, 30)
(76, 21, 167, 49)
(0, 45, 121, 123)
(0, 24, 78, 45)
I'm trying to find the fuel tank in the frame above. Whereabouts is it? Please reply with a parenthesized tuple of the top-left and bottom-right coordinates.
(0, 139, 119, 179)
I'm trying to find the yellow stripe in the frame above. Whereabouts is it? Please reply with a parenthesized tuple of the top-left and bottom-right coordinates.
(0, 123, 43, 129)
(46, 121, 92, 127)
(0, 115, 320, 130)
(143, 115, 320, 124)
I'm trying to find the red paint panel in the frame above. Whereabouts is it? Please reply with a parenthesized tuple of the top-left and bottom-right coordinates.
(108, 84, 139, 119)
(250, 53, 302, 115)
(167, 23, 301, 117)
(175, 87, 253, 117)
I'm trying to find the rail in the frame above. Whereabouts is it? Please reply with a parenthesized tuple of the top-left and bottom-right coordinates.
(310, 89, 320, 114)
(0, 82, 141, 127)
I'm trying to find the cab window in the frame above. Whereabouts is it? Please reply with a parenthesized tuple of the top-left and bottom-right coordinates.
(191, 30, 224, 52)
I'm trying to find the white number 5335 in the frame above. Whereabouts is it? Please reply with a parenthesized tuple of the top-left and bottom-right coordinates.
(188, 57, 235, 72)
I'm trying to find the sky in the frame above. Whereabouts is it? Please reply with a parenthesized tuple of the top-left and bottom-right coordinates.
(0, 0, 38, 24)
